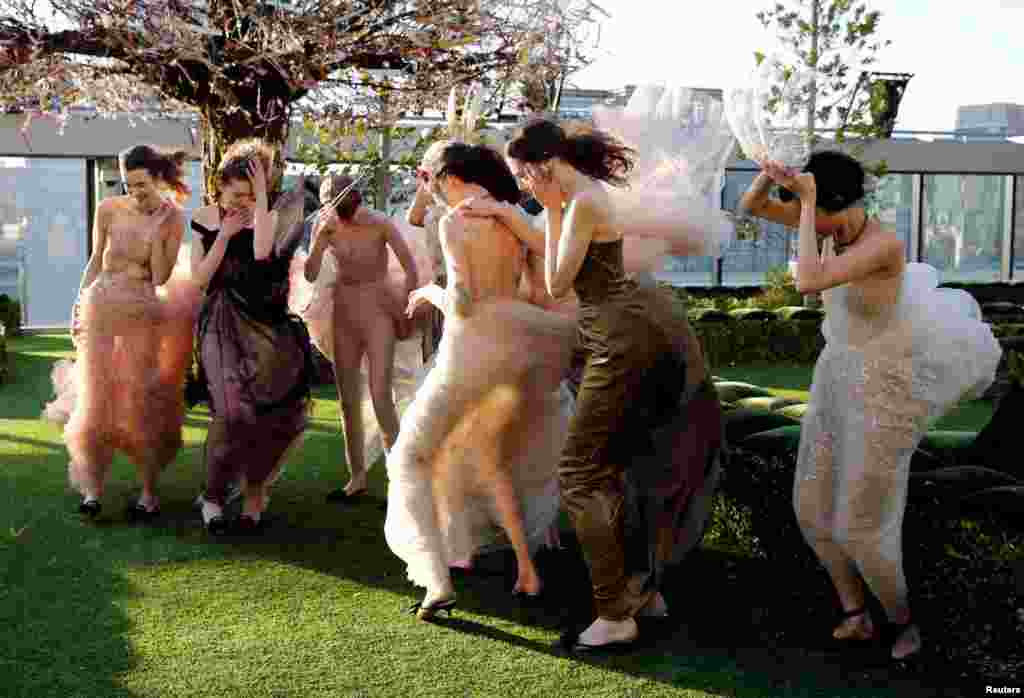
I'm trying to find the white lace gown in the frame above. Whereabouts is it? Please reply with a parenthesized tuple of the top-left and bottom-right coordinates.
(793, 262, 1001, 610)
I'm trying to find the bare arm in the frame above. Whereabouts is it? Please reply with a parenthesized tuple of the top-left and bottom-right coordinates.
(545, 196, 599, 299)
(739, 171, 801, 227)
(385, 217, 419, 292)
(189, 207, 236, 288)
(304, 215, 332, 283)
(793, 185, 902, 294)
(150, 207, 185, 286)
(439, 212, 474, 318)
(407, 184, 431, 227)
(78, 200, 111, 295)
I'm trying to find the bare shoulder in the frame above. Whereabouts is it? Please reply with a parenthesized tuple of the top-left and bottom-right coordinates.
(192, 204, 219, 227)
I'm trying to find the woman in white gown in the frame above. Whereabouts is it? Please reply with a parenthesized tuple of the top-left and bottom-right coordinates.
(740, 150, 1001, 660)
(385, 142, 577, 620)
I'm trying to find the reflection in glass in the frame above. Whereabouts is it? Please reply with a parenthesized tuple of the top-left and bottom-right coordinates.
(1014, 176, 1024, 280)
(719, 169, 793, 286)
(874, 174, 914, 258)
(922, 174, 1005, 283)
(1, 158, 88, 327)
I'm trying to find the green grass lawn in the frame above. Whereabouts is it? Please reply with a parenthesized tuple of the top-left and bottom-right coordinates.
(0, 336, 998, 697)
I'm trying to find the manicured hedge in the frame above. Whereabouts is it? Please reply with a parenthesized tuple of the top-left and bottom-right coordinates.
(0, 295, 20, 336)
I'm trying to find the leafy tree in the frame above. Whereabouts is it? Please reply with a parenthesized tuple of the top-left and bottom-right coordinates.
(755, 0, 892, 148)
(0, 0, 602, 195)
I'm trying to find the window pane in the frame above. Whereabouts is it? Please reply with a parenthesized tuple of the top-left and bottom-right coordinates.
(875, 173, 914, 259)
(0, 157, 88, 328)
(1014, 176, 1024, 281)
(720, 170, 792, 286)
(921, 174, 1004, 282)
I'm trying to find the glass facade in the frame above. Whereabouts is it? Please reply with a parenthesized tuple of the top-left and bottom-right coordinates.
(5, 157, 1024, 328)
(921, 174, 1006, 283)
(0, 157, 88, 328)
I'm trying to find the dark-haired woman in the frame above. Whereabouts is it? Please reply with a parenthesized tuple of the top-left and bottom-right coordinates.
(740, 152, 1001, 660)
(503, 117, 724, 652)
(44, 145, 199, 519)
(297, 174, 422, 501)
(385, 142, 577, 620)
(189, 138, 313, 533)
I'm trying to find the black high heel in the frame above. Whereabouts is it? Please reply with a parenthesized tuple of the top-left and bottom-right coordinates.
(78, 498, 101, 518)
(326, 487, 367, 504)
(125, 501, 160, 522)
(881, 621, 920, 660)
(406, 597, 456, 621)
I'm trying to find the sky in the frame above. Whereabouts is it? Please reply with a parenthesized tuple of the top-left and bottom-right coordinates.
(572, 0, 1024, 132)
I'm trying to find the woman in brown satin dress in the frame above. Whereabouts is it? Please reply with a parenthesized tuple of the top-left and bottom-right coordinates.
(505, 118, 723, 652)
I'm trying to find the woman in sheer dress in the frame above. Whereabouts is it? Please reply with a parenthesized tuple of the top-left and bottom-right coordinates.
(740, 150, 1001, 660)
(44, 145, 196, 520)
(189, 139, 314, 534)
(385, 143, 576, 620)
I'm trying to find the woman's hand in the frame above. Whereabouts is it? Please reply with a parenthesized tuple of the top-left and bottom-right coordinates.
(220, 207, 252, 239)
(525, 164, 564, 211)
(146, 199, 179, 238)
(247, 157, 269, 199)
(406, 285, 435, 317)
(762, 160, 816, 199)
(459, 196, 510, 221)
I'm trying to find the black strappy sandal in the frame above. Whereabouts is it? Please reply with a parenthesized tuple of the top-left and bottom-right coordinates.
(78, 498, 101, 518)
(406, 597, 456, 621)
(125, 501, 160, 522)
(881, 621, 921, 661)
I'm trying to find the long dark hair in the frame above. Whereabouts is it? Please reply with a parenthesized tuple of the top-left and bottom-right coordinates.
(435, 142, 521, 204)
(778, 150, 866, 214)
(505, 117, 635, 187)
(119, 145, 191, 200)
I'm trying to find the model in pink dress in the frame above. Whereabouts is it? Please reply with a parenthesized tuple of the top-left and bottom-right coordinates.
(44, 145, 199, 520)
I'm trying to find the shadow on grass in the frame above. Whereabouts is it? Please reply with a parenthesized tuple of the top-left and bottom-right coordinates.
(0, 336, 998, 696)
(1, 466, 141, 698)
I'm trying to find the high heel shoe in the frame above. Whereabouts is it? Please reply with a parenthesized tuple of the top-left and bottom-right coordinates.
(78, 498, 101, 518)
(882, 621, 921, 661)
(406, 597, 456, 621)
(125, 499, 160, 522)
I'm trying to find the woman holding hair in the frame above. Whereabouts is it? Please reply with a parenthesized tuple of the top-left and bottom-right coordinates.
(45, 144, 196, 520)
(301, 174, 419, 501)
(385, 142, 576, 619)
(502, 118, 723, 652)
(740, 151, 1001, 660)
(189, 138, 314, 534)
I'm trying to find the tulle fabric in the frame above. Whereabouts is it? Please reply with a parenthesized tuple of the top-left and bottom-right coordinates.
(794, 261, 1001, 614)
(384, 298, 577, 592)
(43, 245, 201, 491)
(288, 217, 437, 468)
(591, 85, 736, 260)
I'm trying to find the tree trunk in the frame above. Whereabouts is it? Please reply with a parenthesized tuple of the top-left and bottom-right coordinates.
(801, 0, 821, 308)
(200, 98, 291, 204)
